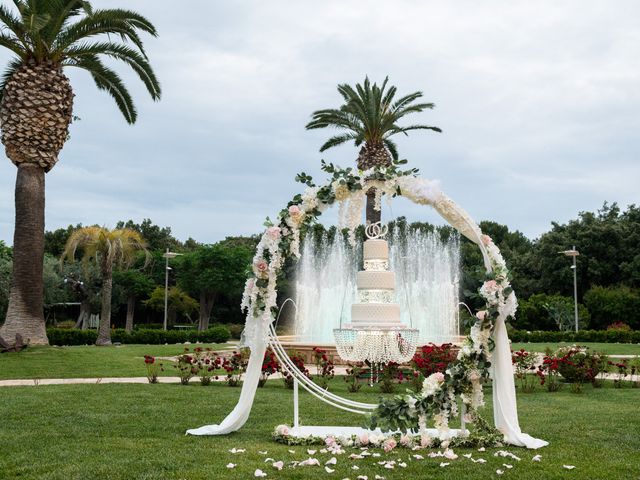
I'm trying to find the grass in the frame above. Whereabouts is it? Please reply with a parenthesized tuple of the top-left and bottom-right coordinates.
(0, 343, 231, 380)
(510, 342, 640, 356)
(0, 379, 638, 479)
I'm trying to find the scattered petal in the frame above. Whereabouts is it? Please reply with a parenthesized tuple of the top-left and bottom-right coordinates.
(299, 458, 321, 467)
(325, 467, 335, 473)
(320, 448, 328, 453)
(444, 449, 458, 460)
(439, 462, 450, 467)
(563, 465, 576, 470)
(357, 476, 368, 480)
(229, 448, 246, 454)
(308, 449, 317, 455)
(264, 458, 275, 463)
(372, 453, 381, 458)
(258, 451, 268, 455)
(375, 476, 386, 480)
(288, 449, 296, 454)
(254, 469, 267, 478)
(349, 454, 364, 460)
(503, 464, 513, 469)
(399, 462, 407, 468)
(478, 447, 486, 452)
(352, 465, 360, 470)
(226, 463, 236, 469)
(463, 453, 473, 459)
(412, 454, 424, 460)
(326, 457, 337, 465)
(496, 469, 504, 475)
(532, 454, 542, 462)
(272, 461, 284, 471)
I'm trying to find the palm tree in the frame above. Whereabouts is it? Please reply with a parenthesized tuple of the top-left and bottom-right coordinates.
(62, 227, 149, 346)
(306, 76, 440, 224)
(0, 1, 160, 345)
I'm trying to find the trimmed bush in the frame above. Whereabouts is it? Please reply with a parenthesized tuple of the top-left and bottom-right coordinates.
(584, 286, 640, 330)
(510, 329, 640, 344)
(46, 326, 231, 346)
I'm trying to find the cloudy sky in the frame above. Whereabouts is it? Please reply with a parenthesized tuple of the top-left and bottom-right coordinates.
(1, 1, 638, 245)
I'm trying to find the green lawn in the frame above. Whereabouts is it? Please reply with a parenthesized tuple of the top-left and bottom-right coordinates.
(0, 379, 638, 479)
(510, 342, 640, 356)
(0, 343, 231, 380)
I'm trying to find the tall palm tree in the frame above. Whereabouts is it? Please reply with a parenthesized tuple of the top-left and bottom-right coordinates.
(0, 1, 160, 345)
(62, 227, 149, 346)
(306, 76, 440, 224)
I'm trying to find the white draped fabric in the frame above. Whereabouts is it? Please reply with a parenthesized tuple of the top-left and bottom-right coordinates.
(491, 316, 549, 449)
(186, 319, 268, 436)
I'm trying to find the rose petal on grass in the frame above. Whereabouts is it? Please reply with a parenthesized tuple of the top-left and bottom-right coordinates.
(308, 449, 317, 455)
(351, 465, 360, 470)
(372, 453, 381, 458)
(463, 453, 473, 459)
(440, 462, 450, 467)
(412, 454, 424, 460)
(563, 465, 576, 470)
(258, 451, 268, 455)
(254, 469, 267, 478)
(326, 457, 337, 465)
(226, 463, 236, 469)
(532, 455, 542, 462)
(503, 464, 513, 469)
(272, 461, 284, 471)
(375, 476, 386, 480)
(478, 447, 486, 452)
(496, 469, 504, 475)
(288, 449, 296, 454)
(325, 467, 335, 473)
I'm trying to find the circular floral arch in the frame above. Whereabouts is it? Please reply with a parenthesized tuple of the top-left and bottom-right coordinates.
(239, 162, 520, 439)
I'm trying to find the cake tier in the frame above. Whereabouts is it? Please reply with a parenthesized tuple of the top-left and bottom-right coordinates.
(363, 239, 388, 261)
(351, 303, 401, 323)
(357, 271, 395, 290)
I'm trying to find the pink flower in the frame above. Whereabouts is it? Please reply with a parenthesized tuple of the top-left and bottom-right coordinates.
(253, 259, 268, 277)
(432, 372, 445, 383)
(420, 435, 433, 448)
(382, 438, 397, 453)
(482, 280, 500, 294)
(468, 370, 481, 382)
(246, 278, 255, 290)
(476, 310, 487, 321)
(289, 205, 302, 216)
(358, 433, 370, 446)
(275, 424, 290, 436)
(265, 226, 281, 241)
(325, 436, 336, 447)
(481, 234, 493, 245)
(400, 434, 412, 447)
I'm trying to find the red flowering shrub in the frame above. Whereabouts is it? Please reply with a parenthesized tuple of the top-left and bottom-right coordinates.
(511, 349, 538, 393)
(410, 343, 457, 392)
(143, 354, 164, 384)
(259, 349, 280, 387)
(282, 352, 310, 389)
(607, 322, 632, 332)
(222, 350, 248, 387)
(193, 347, 220, 386)
(312, 347, 335, 389)
(174, 349, 198, 385)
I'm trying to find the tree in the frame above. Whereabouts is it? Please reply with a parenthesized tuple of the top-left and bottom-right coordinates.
(45, 224, 80, 256)
(144, 286, 198, 326)
(62, 227, 149, 345)
(306, 76, 440, 224)
(178, 243, 253, 330)
(115, 219, 180, 252)
(0, 1, 161, 345)
(112, 269, 154, 332)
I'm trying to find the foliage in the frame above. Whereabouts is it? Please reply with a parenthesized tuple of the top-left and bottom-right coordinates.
(536, 349, 563, 392)
(584, 285, 640, 330)
(516, 293, 590, 331)
(410, 343, 457, 392)
(312, 346, 334, 389)
(607, 321, 632, 332)
(509, 329, 640, 343)
(115, 219, 180, 252)
(378, 362, 400, 394)
(553, 346, 605, 388)
(143, 286, 198, 324)
(46, 326, 230, 346)
(511, 349, 538, 393)
(191, 347, 220, 386)
(343, 364, 364, 392)
(282, 352, 310, 389)
(259, 348, 280, 387)
(305, 76, 440, 160)
(143, 354, 163, 384)
(173, 351, 197, 385)
(0, 0, 161, 122)
(222, 350, 248, 387)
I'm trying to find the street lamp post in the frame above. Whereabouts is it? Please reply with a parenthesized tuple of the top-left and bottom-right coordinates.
(163, 248, 183, 331)
(559, 246, 580, 332)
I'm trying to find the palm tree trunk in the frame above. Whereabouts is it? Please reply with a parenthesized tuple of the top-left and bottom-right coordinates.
(366, 188, 381, 225)
(125, 295, 135, 332)
(96, 260, 113, 346)
(0, 164, 48, 345)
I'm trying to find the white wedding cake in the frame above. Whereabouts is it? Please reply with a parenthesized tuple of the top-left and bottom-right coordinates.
(349, 237, 405, 329)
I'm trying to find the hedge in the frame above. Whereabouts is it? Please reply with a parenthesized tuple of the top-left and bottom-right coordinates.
(46, 326, 231, 346)
(509, 329, 640, 344)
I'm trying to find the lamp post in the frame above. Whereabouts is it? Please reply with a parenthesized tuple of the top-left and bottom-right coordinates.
(559, 246, 580, 332)
(163, 248, 183, 331)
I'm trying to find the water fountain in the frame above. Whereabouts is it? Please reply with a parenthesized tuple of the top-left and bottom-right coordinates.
(291, 225, 460, 347)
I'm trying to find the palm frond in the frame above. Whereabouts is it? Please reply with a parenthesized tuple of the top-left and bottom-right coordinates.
(64, 54, 137, 123)
(0, 33, 26, 58)
(383, 138, 399, 160)
(0, 56, 23, 102)
(64, 41, 160, 99)
(319, 133, 358, 152)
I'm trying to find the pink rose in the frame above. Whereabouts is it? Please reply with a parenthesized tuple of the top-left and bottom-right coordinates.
(400, 434, 412, 447)
(324, 436, 336, 447)
(382, 438, 397, 452)
(420, 435, 433, 448)
(468, 370, 481, 382)
(481, 234, 493, 245)
(288, 205, 302, 216)
(265, 226, 281, 240)
(246, 278, 255, 290)
(253, 259, 268, 277)
(476, 310, 487, 321)
(358, 433, 370, 446)
(433, 372, 445, 383)
(483, 280, 499, 294)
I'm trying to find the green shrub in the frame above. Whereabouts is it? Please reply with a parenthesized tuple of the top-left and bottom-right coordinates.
(510, 329, 640, 343)
(517, 294, 590, 331)
(584, 286, 640, 330)
(46, 326, 231, 346)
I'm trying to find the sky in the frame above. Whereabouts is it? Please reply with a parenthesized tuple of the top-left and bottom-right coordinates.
(1, 1, 639, 245)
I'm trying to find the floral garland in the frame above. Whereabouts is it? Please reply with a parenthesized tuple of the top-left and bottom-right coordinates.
(272, 416, 503, 451)
(240, 161, 518, 444)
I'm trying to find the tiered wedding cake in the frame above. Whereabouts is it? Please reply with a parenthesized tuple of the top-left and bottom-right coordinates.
(349, 238, 406, 329)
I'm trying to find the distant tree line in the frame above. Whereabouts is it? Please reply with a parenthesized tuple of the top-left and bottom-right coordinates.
(0, 202, 638, 332)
